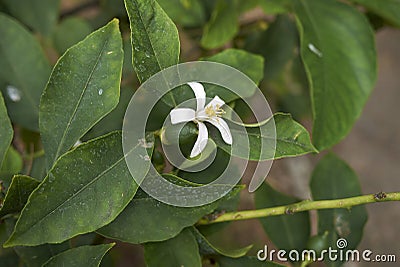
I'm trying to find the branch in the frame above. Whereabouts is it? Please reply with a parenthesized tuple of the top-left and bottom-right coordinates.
(197, 191, 400, 225)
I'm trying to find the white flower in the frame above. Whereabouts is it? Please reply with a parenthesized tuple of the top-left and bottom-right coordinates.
(170, 82, 233, 158)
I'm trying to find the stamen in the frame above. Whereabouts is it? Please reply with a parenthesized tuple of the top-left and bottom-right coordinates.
(205, 104, 225, 118)
(205, 105, 216, 117)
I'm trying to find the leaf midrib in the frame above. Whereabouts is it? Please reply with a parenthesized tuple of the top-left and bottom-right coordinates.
(233, 128, 311, 149)
(51, 38, 110, 166)
(10, 141, 141, 243)
(129, 0, 177, 106)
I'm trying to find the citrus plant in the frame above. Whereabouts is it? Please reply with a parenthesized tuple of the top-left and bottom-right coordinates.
(0, 0, 399, 266)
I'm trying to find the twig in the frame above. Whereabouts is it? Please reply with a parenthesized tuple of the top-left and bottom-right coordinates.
(197, 191, 399, 225)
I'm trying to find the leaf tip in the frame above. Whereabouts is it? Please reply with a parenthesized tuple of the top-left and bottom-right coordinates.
(111, 18, 120, 24)
(3, 236, 16, 248)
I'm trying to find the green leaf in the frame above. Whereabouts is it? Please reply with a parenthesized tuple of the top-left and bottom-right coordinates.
(2, 218, 70, 267)
(124, 0, 180, 83)
(40, 19, 123, 168)
(179, 148, 230, 184)
(0, 147, 23, 187)
(2, 0, 60, 36)
(255, 183, 310, 251)
(43, 244, 114, 267)
(97, 177, 243, 244)
(14, 244, 70, 267)
(0, 175, 40, 218)
(0, 13, 51, 131)
(201, 0, 239, 49)
(237, 0, 259, 12)
(259, 0, 291, 14)
(294, 0, 376, 150)
(0, 92, 13, 167)
(212, 113, 316, 160)
(206, 49, 264, 85)
(52, 17, 93, 54)
(157, 0, 206, 27)
(161, 48, 265, 112)
(191, 227, 252, 258)
(144, 228, 201, 267)
(215, 256, 285, 267)
(310, 153, 368, 267)
(83, 86, 134, 141)
(4, 132, 150, 247)
(350, 0, 400, 28)
(245, 15, 297, 81)
(122, 38, 136, 80)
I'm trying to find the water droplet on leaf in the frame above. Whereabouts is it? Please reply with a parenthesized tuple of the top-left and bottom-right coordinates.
(308, 43, 323, 57)
(6, 85, 22, 102)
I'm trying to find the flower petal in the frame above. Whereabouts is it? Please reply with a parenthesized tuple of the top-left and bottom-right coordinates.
(205, 95, 225, 110)
(207, 117, 232, 145)
(190, 121, 208, 158)
(170, 108, 195, 124)
(188, 82, 206, 112)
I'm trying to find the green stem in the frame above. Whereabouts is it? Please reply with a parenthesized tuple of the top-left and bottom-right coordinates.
(300, 259, 313, 267)
(22, 149, 45, 160)
(197, 191, 400, 225)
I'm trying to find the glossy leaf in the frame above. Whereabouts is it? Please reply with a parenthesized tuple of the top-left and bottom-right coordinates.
(0, 175, 40, 218)
(294, 0, 376, 150)
(43, 244, 114, 267)
(211, 113, 316, 160)
(4, 132, 150, 247)
(191, 227, 252, 258)
(201, 0, 239, 49)
(97, 178, 243, 244)
(53, 17, 92, 54)
(40, 19, 123, 168)
(215, 256, 285, 267)
(350, 0, 400, 27)
(2, 0, 59, 35)
(157, 0, 206, 27)
(255, 183, 310, 251)
(124, 0, 180, 83)
(0, 92, 13, 167)
(310, 153, 368, 267)
(144, 228, 201, 267)
(0, 14, 51, 131)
